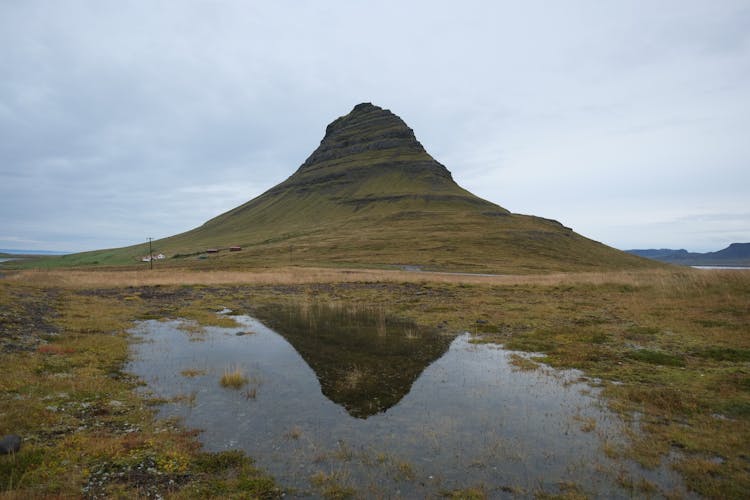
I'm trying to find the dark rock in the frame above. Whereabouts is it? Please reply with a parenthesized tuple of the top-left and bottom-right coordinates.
(297, 103, 455, 180)
(0, 434, 21, 454)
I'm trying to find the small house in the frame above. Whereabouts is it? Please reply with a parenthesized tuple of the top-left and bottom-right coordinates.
(141, 253, 166, 262)
(229, 246, 242, 252)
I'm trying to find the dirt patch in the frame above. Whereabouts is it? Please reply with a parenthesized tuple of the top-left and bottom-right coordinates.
(0, 285, 60, 352)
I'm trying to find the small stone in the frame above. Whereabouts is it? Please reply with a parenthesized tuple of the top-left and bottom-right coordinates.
(0, 434, 21, 455)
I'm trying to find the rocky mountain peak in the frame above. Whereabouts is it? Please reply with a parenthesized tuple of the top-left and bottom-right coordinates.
(298, 103, 430, 173)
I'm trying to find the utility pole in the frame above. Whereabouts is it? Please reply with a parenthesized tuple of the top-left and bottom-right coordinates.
(148, 237, 153, 270)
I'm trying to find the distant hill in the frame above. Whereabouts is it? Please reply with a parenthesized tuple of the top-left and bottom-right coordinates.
(0, 249, 68, 265)
(627, 243, 750, 267)
(25, 103, 657, 273)
(0, 249, 69, 255)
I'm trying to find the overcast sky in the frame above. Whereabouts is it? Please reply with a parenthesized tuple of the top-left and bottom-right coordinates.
(1, 1, 748, 253)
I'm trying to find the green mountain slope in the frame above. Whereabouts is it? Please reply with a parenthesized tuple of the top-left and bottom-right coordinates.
(29, 103, 656, 273)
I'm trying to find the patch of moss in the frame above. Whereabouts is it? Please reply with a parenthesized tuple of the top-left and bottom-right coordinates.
(693, 318, 731, 328)
(442, 486, 488, 499)
(721, 401, 750, 418)
(505, 330, 556, 353)
(625, 325, 660, 336)
(588, 331, 609, 344)
(626, 349, 685, 367)
(695, 347, 750, 362)
(0, 448, 46, 490)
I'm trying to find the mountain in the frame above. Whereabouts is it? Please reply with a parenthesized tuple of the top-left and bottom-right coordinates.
(33, 103, 656, 273)
(627, 243, 750, 267)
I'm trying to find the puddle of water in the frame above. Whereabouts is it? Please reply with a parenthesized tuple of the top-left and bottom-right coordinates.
(128, 304, 690, 498)
(251, 302, 453, 418)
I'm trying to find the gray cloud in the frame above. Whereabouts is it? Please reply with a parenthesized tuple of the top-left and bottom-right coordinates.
(1, 1, 748, 253)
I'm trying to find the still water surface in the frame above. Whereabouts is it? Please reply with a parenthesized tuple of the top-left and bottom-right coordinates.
(128, 304, 688, 498)
(692, 265, 750, 270)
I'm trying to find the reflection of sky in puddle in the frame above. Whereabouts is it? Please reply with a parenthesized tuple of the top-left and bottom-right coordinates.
(128, 313, 689, 498)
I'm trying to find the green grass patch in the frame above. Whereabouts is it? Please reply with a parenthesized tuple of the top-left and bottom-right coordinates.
(626, 349, 685, 367)
(624, 325, 660, 337)
(721, 401, 750, 418)
(0, 448, 46, 490)
(695, 347, 750, 362)
(504, 330, 557, 353)
(693, 318, 731, 328)
(588, 331, 609, 344)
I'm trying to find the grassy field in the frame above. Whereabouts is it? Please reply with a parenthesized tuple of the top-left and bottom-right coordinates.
(1, 266, 748, 498)
(7, 208, 656, 274)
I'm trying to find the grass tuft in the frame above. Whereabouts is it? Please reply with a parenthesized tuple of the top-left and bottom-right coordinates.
(220, 365, 248, 389)
(310, 470, 356, 499)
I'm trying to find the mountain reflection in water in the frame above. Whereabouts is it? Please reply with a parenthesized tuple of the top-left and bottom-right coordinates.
(251, 302, 453, 418)
(128, 302, 690, 498)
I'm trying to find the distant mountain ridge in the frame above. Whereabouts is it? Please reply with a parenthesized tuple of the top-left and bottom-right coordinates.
(0, 249, 69, 255)
(627, 243, 750, 267)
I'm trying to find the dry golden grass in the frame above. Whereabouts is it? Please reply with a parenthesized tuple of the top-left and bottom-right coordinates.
(220, 366, 248, 389)
(5, 265, 741, 289)
(508, 353, 539, 372)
